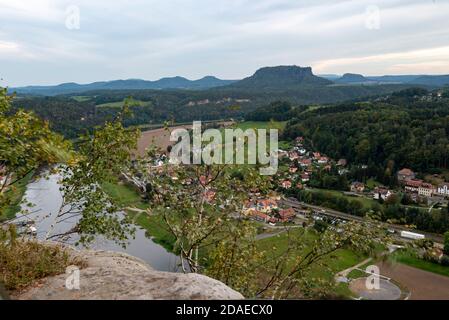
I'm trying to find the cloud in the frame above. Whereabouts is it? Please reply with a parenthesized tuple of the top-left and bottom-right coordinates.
(0, 0, 448, 86)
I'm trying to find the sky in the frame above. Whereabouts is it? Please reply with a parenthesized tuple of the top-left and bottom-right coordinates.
(1, 0, 449, 87)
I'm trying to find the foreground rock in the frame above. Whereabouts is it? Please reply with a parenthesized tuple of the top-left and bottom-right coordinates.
(14, 248, 243, 300)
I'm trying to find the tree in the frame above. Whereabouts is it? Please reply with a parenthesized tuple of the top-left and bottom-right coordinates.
(1, 89, 139, 246)
(140, 161, 271, 273)
(45, 100, 139, 245)
(1, 88, 71, 218)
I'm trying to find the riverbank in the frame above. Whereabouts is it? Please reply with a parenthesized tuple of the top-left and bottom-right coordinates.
(0, 171, 34, 222)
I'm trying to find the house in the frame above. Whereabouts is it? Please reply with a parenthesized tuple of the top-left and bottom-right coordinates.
(312, 152, 321, 160)
(298, 148, 307, 155)
(418, 183, 435, 197)
(397, 168, 416, 182)
(277, 208, 296, 222)
(350, 182, 365, 193)
(288, 151, 300, 161)
(281, 180, 292, 189)
(405, 179, 423, 193)
(301, 173, 310, 182)
(250, 211, 270, 223)
(373, 187, 393, 201)
(317, 156, 329, 164)
(295, 137, 304, 144)
(337, 159, 347, 167)
(256, 199, 278, 213)
(299, 158, 312, 167)
(338, 168, 349, 175)
(437, 183, 449, 197)
(289, 167, 298, 174)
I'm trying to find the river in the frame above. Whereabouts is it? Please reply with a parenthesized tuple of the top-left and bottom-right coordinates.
(15, 172, 181, 272)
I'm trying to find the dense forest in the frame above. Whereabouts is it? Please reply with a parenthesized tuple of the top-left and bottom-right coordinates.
(8, 69, 414, 139)
(283, 88, 449, 173)
(245, 101, 308, 121)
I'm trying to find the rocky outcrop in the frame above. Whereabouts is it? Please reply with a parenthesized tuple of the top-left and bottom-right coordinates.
(14, 247, 244, 300)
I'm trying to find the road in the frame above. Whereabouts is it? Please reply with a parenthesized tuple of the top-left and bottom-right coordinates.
(281, 198, 444, 244)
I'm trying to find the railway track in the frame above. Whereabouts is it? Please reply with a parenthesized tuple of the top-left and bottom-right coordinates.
(281, 198, 444, 244)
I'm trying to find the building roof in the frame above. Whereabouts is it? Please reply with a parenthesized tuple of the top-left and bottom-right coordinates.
(251, 211, 270, 221)
(398, 168, 415, 176)
(406, 179, 423, 187)
(279, 208, 295, 219)
(420, 183, 435, 189)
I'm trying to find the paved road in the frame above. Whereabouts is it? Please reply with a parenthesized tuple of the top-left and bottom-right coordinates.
(281, 198, 444, 244)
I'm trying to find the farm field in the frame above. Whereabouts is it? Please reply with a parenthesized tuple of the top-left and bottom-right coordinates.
(96, 100, 152, 108)
(374, 261, 449, 300)
(389, 249, 449, 278)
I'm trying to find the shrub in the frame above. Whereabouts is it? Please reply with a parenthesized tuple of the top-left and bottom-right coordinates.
(0, 225, 84, 291)
(441, 255, 449, 267)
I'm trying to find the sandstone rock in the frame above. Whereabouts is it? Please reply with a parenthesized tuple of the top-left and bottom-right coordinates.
(14, 248, 244, 300)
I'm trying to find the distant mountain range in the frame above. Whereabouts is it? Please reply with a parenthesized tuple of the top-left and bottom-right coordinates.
(10, 65, 449, 96)
(326, 73, 449, 87)
(12, 76, 237, 96)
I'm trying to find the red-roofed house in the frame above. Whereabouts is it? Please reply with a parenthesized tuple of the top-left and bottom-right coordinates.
(301, 173, 310, 182)
(282, 180, 292, 189)
(397, 168, 416, 182)
(250, 211, 270, 223)
(277, 208, 296, 222)
(299, 158, 312, 167)
(405, 179, 423, 193)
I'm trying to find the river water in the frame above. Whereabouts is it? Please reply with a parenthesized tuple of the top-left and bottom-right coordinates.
(15, 172, 181, 272)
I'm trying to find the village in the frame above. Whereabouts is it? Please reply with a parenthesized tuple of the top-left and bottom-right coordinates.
(241, 135, 449, 228)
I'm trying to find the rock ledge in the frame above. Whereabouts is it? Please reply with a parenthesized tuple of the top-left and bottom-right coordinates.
(15, 247, 244, 300)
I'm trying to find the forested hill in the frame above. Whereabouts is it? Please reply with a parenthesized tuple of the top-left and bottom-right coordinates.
(12, 76, 237, 96)
(282, 88, 449, 173)
(7, 65, 420, 139)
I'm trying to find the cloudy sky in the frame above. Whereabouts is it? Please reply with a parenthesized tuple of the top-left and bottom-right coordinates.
(1, 0, 449, 86)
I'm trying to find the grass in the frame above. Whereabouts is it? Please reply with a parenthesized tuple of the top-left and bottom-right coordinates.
(234, 121, 287, 131)
(101, 180, 149, 210)
(347, 268, 368, 279)
(101, 180, 177, 251)
(0, 230, 85, 291)
(0, 172, 34, 222)
(96, 100, 152, 108)
(390, 249, 449, 278)
(257, 228, 365, 279)
(308, 188, 376, 210)
(71, 95, 91, 102)
(256, 227, 367, 298)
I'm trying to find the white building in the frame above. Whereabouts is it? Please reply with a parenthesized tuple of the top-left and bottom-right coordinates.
(437, 183, 449, 197)
(418, 183, 435, 197)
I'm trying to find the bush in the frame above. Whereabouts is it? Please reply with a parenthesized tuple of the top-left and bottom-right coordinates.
(441, 255, 449, 267)
(0, 225, 84, 291)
